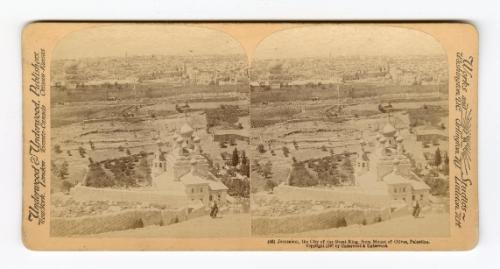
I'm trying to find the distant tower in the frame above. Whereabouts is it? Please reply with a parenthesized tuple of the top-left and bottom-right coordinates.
(152, 150, 167, 177)
(179, 123, 195, 151)
(396, 135, 405, 155)
(381, 123, 397, 148)
(378, 136, 387, 157)
(193, 135, 202, 154)
(356, 139, 369, 176)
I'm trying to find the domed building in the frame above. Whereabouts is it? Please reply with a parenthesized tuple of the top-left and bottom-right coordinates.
(151, 123, 228, 207)
(356, 121, 430, 207)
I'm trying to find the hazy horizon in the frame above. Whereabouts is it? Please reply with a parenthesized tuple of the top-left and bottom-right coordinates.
(253, 25, 446, 60)
(53, 25, 246, 60)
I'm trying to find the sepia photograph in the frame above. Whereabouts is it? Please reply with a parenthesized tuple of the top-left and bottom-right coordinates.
(249, 25, 450, 237)
(49, 25, 251, 237)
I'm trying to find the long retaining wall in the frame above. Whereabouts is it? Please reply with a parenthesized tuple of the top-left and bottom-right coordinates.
(273, 185, 391, 207)
(252, 207, 391, 235)
(70, 185, 189, 208)
(51, 205, 208, 237)
(51, 209, 163, 237)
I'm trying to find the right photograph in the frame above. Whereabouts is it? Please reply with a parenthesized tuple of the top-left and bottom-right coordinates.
(249, 25, 450, 237)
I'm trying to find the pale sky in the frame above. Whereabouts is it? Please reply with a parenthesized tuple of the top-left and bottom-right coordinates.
(53, 25, 245, 60)
(254, 25, 446, 59)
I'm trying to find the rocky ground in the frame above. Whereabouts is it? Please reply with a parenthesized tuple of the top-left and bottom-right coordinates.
(51, 193, 175, 218)
(286, 213, 450, 237)
(92, 213, 251, 238)
(252, 194, 371, 217)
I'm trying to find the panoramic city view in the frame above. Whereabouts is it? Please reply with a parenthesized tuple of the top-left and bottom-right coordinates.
(249, 26, 450, 236)
(49, 25, 251, 237)
(48, 24, 450, 238)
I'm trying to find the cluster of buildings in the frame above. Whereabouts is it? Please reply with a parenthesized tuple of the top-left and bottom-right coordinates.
(355, 122, 431, 207)
(151, 123, 229, 207)
(71, 122, 230, 213)
(51, 54, 248, 88)
(250, 55, 447, 90)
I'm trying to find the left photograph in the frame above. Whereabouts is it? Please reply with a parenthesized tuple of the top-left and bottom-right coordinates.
(49, 25, 251, 237)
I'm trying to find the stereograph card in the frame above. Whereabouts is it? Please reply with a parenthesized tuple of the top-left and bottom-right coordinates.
(22, 22, 478, 250)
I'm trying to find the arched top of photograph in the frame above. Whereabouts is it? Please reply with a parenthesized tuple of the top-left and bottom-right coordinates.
(252, 25, 446, 60)
(53, 24, 246, 60)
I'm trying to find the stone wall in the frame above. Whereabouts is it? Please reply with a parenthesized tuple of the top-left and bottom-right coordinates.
(70, 185, 189, 208)
(51, 209, 162, 237)
(252, 207, 391, 235)
(51, 206, 209, 237)
(274, 185, 391, 207)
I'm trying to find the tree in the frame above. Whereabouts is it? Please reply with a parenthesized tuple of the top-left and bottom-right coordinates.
(293, 140, 299, 150)
(232, 147, 239, 167)
(54, 144, 62, 154)
(282, 146, 290, 157)
(126, 148, 132, 156)
(51, 161, 59, 177)
(340, 157, 355, 185)
(257, 143, 266, 154)
(89, 140, 95, 150)
(109, 159, 137, 187)
(252, 160, 261, 172)
(219, 140, 227, 148)
(85, 162, 114, 187)
(289, 162, 318, 187)
(262, 161, 273, 178)
(61, 180, 74, 194)
(265, 179, 277, 192)
(240, 150, 248, 166)
(137, 156, 152, 185)
(230, 138, 237, 146)
(57, 161, 69, 180)
(442, 151, 449, 175)
(434, 147, 442, 167)
(78, 146, 86, 158)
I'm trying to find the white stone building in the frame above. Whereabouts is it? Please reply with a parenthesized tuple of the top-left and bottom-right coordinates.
(356, 122, 431, 207)
(152, 123, 229, 207)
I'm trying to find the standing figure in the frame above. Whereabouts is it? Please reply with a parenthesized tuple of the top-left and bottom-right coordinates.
(412, 199, 421, 218)
(210, 201, 219, 218)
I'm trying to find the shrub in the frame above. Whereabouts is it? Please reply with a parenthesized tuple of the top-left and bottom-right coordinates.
(78, 146, 86, 158)
(257, 143, 266, 154)
(262, 161, 273, 178)
(282, 146, 290, 157)
(336, 217, 347, 227)
(61, 180, 74, 194)
(54, 144, 62, 154)
(265, 179, 277, 192)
